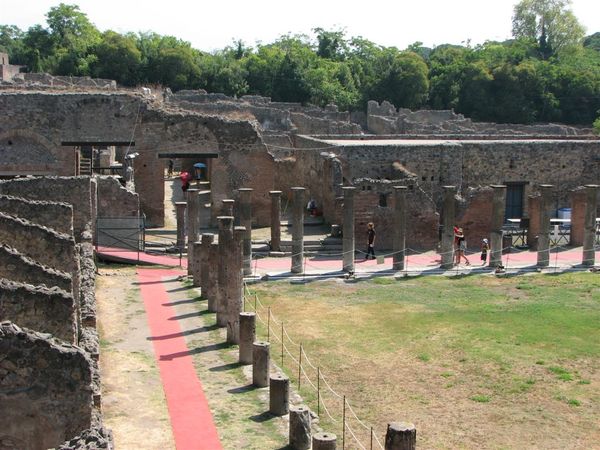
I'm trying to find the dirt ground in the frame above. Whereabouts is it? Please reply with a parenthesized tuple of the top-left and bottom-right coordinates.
(97, 265, 289, 449)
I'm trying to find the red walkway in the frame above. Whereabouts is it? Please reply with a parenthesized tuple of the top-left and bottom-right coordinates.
(137, 268, 222, 450)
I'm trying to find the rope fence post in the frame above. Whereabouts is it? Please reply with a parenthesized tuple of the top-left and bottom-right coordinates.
(317, 367, 321, 416)
(298, 343, 303, 390)
(370, 426, 373, 450)
(254, 293, 257, 312)
(267, 306, 271, 342)
(342, 395, 346, 450)
(281, 322, 284, 367)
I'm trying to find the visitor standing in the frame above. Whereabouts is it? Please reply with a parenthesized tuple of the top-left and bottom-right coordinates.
(480, 238, 490, 265)
(455, 228, 470, 266)
(366, 222, 376, 260)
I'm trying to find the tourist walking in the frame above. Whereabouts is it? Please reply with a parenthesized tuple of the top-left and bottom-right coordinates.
(365, 222, 376, 260)
(454, 228, 470, 266)
(480, 238, 490, 265)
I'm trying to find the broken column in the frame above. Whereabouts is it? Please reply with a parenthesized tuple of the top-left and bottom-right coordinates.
(252, 341, 270, 387)
(238, 188, 253, 276)
(570, 188, 586, 247)
(175, 202, 186, 250)
(291, 187, 305, 274)
(239, 312, 256, 364)
(221, 199, 235, 216)
(490, 185, 507, 267)
(269, 372, 290, 416)
(289, 405, 312, 450)
(227, 226, 245, 344)
(200, 233, 214, 301)
(270, 190, 282, 252)
(207, 240, 219, 312)
(582, 184, 599, 266)
(342, 186, 356, 273)
(312, 433, 337, 450)
(537, 184, 554, 267)
(217, 216, 234, 327)
(393, 186, 407, 270)
(441, 186, 456, 269)
(384, 422, 416, 450)
(186, 188, 200, 276)
(197, 190, 212, 229)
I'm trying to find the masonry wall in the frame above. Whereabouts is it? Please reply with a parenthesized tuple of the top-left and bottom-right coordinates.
(0, 177, 93, 240)
(96, 176, 139, 218)
(0, 244, 72, 292)
(0, 194, 74, 235)
(0, 322, 93, 450)
(0, 280, 76, 343)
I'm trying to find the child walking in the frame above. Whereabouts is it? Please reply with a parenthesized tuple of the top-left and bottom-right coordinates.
(480, 238, 490, 266)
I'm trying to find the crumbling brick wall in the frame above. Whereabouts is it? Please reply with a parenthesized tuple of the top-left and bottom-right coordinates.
(96, 176, 139, 218)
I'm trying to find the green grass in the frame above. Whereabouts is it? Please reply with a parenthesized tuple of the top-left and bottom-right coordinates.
(470, 395, 491, 403)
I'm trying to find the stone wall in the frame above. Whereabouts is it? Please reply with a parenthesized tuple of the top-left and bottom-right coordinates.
(0, 244, 72, 293)
(0, 194, 74, 236)
(0, 322, 93, 450)
(96, 176, 139, 218)
(366, 100, 590, 135)
(0, 177, 94, 241)
(0, 212, 77, 274)
(0, 280, 76, 343)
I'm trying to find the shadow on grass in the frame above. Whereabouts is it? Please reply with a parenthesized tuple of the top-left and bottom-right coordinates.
(147, 324, 219, 341)
(210, 362, 243, 372)
(159, 341, 231, 360)
(168, 310, 211, 320)
(227, 384, 257, 394)
(249, 411, 278, 423)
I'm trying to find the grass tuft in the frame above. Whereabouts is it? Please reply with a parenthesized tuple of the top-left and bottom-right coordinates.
(470, 395, 491, 403)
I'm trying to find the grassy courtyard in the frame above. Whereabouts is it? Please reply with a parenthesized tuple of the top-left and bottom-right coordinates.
(247, 273, 600, 449)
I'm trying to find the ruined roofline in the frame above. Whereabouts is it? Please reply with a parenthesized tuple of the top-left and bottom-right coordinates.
(305, 133, 599, 141)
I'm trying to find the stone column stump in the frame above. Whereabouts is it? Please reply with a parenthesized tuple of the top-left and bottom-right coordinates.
(393, 186, 407, 271)
(342, 186, 356, 273)
(583, 184, 599, 266)
(537, 185, 554, 267)
(238, 312, 256, 364)
(385, 422, 416, 450)
(252, 341, 270, 387)
(312, 432, 337, 450)
(291, 187, 306, 274)
(191, 241, 202, 287)
(200, 234, 214, 299)
(207, 241, 219, 312)
(490, 185, 507, 267)
(289, 405, 311, 450)
(269, 373, 290, 416)
(238, 188, 253, 276)
(441, 186, 456, 269)
(175, 202, 186, 250)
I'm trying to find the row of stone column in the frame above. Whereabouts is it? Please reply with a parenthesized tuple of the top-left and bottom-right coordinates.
(439, 184, 600, 268)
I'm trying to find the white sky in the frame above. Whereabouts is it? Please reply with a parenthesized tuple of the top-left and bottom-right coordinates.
(1, 0, 599, 52)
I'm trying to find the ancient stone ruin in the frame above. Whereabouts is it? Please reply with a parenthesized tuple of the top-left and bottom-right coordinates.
(0, 176, 139, 450)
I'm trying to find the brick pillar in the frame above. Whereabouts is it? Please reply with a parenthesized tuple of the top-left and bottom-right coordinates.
(227, 226, 245, 344)
(342, 187, 356, 273)
(393, 186, 407, 270)
(291, 187, 305, 274)
(175, 202, 186, 250)
(441, 186, 456, 269)
(490, 185, 507, 267)
(570, 188, 586, 247)
(217, 216, 234, 327)
(583, 185, 599, 266)
(186, 189, 200, 276)
(238, 188, 253, 276)
(270, 190, 282, 252)
(537, 185, 554, 267)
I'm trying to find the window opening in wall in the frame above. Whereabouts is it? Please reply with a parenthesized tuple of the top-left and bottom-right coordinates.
(504, 182, 525, 220)
(379, 193, 388, 207)
(367, 186, 372, 191)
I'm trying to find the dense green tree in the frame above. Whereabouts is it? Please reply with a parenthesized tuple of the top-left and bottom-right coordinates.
(512, 0, 585, 58)
(314, 28, 347, 60)
(583, 32, 600, 52)
(92, 31, 141, 85)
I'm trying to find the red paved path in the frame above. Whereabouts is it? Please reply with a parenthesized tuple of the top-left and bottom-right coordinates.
(100, 246, 596, 275)
(137, 267, 222, 450)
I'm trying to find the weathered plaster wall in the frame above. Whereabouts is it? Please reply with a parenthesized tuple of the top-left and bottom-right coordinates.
(0, 194, 73, 236)
(0, 280, 76, 343)
(0, 322, 93, 450)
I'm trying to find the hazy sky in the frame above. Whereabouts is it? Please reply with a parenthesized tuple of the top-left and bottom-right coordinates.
(1, 0, 599, 52)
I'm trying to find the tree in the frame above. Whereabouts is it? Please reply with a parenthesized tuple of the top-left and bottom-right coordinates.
(45, 3, 99, 51)
(593, 117, 600, 134)
(92, 31, 141, 85)
(314, 28, 347, 61)
(512, 0, 585, 58)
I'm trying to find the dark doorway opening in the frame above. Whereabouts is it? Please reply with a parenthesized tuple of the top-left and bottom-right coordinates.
(505, 183, 525, 220)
